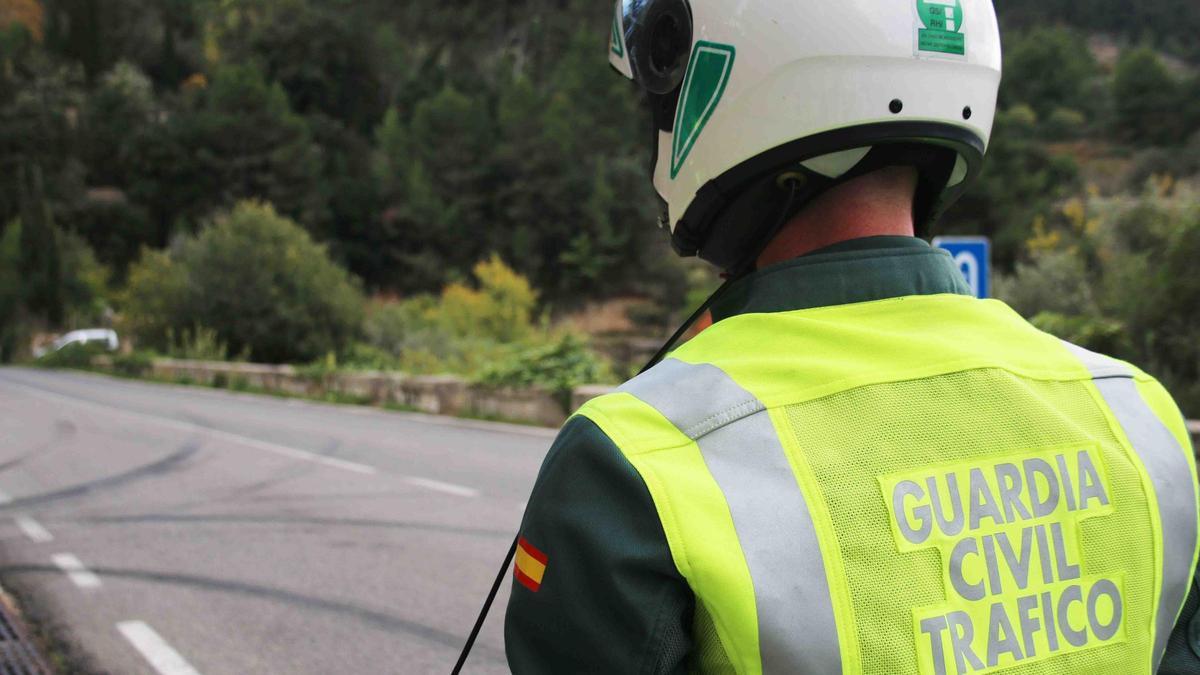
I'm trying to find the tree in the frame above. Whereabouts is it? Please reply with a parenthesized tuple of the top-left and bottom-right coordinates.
(996, 0, 1200, 62)
(17, 164, 63, 324)
(124, 63, 323, 237)
(82, 60, 154, 185)
(305, 113, 381, 286)
(997, 189, 1200, 416)
(0, 218, 22, 359)
(1113, 47, 1187, 145)
(235, 1, 385, 132)
(0, 55, 85, 225)
(1000, 27, 1097, 121)
(41, 0, 201, 87)
(376, 84, 494, 292)
(933, 105, 1081, 269)
(0, 0, 42, 40)
(123, 201, 364, 363)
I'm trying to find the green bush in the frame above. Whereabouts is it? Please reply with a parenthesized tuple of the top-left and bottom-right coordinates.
(478, 333, 613, 408)
(35, 342, 106, 369)
(164, 325, 229, 361)
(339, 342, 401, 371)
(438, 254, 538, 342)
(363, 295, 443, 361)
(362, 255, 542, 375)
(1042, 108, 1088, 140)
(122, 201, 364, 363)
(112, 350, 154, 377)
(997, 188, 1200, 416)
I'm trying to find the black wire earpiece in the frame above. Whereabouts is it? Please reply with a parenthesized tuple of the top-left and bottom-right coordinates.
(637, 176, 801, 374)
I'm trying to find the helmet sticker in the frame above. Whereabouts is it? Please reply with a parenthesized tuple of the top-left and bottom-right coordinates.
(915, 0, 966, 57)
(608, 0, 633, 78)
(670, 41, 736, 180)
(610, 13, 624, 58)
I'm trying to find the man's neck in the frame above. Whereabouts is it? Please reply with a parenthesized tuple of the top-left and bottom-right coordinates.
(755, 168, 917, 269)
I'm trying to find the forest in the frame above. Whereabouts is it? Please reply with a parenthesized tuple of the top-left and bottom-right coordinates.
(2, 0, 1199, 414)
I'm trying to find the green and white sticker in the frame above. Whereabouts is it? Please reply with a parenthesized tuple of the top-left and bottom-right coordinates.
(610, 14, 624, 58)
(670, 41, 735, 180)
(916, 0, 966, 57)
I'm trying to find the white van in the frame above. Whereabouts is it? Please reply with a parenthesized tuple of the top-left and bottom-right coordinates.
(35, 329, 120, 358)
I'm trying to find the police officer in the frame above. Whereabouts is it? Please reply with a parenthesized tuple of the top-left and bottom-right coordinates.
(505, 1, 1200, 672)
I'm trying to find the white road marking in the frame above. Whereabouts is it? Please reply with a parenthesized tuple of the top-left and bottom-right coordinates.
(0, 489, 11, 505)
(52, 553, 101, 589)
(403, 476, 480, 498)
(117, 621, 202, 675)
(2, 381, 377, 475)
(198, 427, 376, 475)
(15, 515, 52, 542)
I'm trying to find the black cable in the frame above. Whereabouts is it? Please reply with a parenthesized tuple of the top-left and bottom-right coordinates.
(451, 179, 801, 673)
(451, 535, 519, 675)
(638, 177, 801, 375)
(637, 275, 735, 375)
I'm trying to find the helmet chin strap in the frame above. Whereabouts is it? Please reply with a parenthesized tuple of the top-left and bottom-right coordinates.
(638, 177, 802, 375)
(642, 143, 956, 374)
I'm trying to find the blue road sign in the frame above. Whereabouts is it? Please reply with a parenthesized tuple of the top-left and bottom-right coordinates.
(932, 236, 991, 299)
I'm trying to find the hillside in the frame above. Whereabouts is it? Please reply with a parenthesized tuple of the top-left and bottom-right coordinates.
(1, 0, 1199, 412)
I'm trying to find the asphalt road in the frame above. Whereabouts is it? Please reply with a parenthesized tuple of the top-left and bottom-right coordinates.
(0, 367, 556, 674)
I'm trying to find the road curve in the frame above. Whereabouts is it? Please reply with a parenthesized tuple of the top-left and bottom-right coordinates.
(0, 367, 554, 674)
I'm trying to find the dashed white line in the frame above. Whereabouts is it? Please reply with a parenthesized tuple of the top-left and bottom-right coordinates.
(15, 515, 52, 543)
(0, 488, 12, 505)
(403, 476, 480, 498)
(3, 381, 377, 475)
(198, 427, 376, 475)
(52, 553, 101, 589)
(117, 621, 202, 675)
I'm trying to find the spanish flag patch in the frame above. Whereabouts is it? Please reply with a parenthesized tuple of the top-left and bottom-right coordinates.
(514, 537, 548, 592)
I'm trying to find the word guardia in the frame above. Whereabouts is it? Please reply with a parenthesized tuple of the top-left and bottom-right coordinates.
(880, 447, 1123, 675)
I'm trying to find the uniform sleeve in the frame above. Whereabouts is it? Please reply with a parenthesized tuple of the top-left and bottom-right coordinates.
(1160, 574, 1200, 674)
(1140, 380, 1200, 673)
(504, 415, 693, 674)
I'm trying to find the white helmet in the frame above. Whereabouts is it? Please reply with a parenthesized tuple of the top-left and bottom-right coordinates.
(610, 0, 1002, 270)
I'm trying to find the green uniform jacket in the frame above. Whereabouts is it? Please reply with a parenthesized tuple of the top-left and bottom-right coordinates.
(504, 236, 1200, 673)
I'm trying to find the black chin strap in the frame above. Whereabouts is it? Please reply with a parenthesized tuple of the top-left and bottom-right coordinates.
(638, 177, 801, 375)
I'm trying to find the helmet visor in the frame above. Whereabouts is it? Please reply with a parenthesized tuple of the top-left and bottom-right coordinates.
(610, 0, 692, 95)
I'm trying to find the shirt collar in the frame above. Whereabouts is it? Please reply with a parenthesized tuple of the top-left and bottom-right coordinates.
(709, 235, 972, 322)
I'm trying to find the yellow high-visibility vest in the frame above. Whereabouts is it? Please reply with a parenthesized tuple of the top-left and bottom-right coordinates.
(577, 293, 1198, 674)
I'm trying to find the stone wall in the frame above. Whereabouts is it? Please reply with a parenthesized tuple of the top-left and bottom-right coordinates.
(88, 357, 1200, 444)
(94, 356, 580, 426)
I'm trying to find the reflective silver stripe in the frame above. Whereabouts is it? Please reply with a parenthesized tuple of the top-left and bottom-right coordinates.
(1064, 341, 1198, 670)
(617, 358, 765, 438)
(620, 359, 841, 673)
